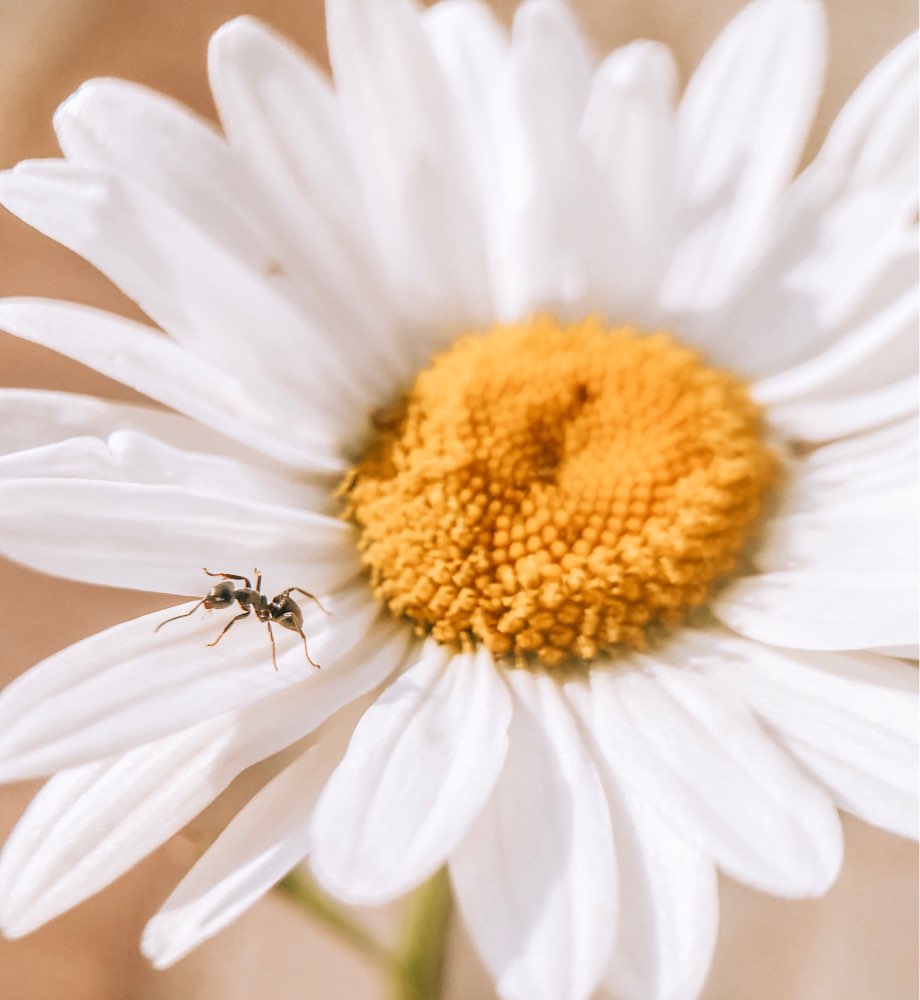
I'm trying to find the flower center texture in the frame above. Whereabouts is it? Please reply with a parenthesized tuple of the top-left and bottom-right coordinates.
(343, 317, 776, 667)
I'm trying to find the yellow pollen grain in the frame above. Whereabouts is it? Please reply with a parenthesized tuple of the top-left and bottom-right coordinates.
(343, 316, 776, 668)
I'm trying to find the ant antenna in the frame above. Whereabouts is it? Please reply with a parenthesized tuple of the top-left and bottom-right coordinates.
(155, 599, 206, 634)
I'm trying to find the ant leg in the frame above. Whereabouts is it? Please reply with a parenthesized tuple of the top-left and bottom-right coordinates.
(207, 610, 250, 647)
(266, 621, 278, 671)
(295, 623, 321, 670)
(155, 599, 206, 633)
(203, 568, 251, 588)
(254, 568, 262, 593)
(282, 588, 330, 615)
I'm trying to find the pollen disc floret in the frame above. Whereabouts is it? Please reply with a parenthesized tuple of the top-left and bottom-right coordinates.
(345, 316, 776, 667)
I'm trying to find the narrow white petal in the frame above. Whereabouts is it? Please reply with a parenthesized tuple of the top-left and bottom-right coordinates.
(593, 763, 718, 1000)
(702, 200, 916, 383)
(567, 659, 843, 897)
(581, 40, 678, 319)
(0, 161, 371, 437)
(423, 0, 508, 321)
(196, 615, 412, 773)
(681, 633, 918, 839)
(493, 0, 595, 320)
(0, 716, 248, 938)
(775, 421, 917, 534)
(784, 418, 918, 505)
(326, 0, 493, 340)
(208, 18, 411, 395)
(752, 273, 918, 406)
(0, 299, 343, 473)
(704, 35, 918, 380)
(142, 709, 357, 968)
(55, 71, 402, 406)
(0, 619, 410, 935)
(0, 387, 253, 462)
(780, 463, 916, 522)
(209, 17, 366, 253)
(713, 569, 919, 650)
(53, 78, 279, 270)
(0, 430, 330, 513)
(451, 669, 616, 1000)
(0, 584, 377, 781)
(819, 32, 918, 210)
(571, 662, 719, 1000)
(802, 416, 918, 466)
(310, 643, 511, 904)
(766, 376, 919, 442)
(607, 806, 717, 1000)
(0, 477, 359, 595)
(752, 490, 919, 573)
(423, 0, 507, 108)
(663, 0, 826, 311)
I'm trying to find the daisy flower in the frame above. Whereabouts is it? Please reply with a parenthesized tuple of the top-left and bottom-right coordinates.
(0, 0, 916, 998)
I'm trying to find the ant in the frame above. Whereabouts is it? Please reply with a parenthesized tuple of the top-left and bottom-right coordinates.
(155, 569, 327, 671)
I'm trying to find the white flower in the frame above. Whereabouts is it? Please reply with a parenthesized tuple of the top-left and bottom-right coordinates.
(0, 1, 916, 999)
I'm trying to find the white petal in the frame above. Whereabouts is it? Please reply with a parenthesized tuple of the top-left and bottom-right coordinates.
(0, 430, 329, 512)
(0, 476, 359, 594)
(209, 17, 366, 254)
(662, 0, 826, 312)
(142, 709, 357, 968)
(752, 270, 918, 406)
(326, 0, 493, 340)
(493, 0, 595, 320)
(681, 633, 918, 839)
(567, 659, 843, 897)
(598, 775, 718, 1000)
(423, 0, 508, 119)
(766, 376, 919, 443)
(0, 715, 248, 938)
(704, 35, 918, 380)
(581, 41, 678, 320)
(53, 78, 279, 269)
(423, 0, 508, 319)
(450, 669, 616, 1000)
(0, 387, 250, 462)
(752, 490, 919, 573)
(208, 18, 411, 395)
(0, 583, 377, 781)
(784, 418, 918, 504)
(0, 618, 410, 935)
(714, 569, 919, 650)
(229, 616, 414, 763)
(572, 661, 719, 1000)
(0, 161, 371, 437)
(702, 200, 915, 385)
(818, 32, 918, 211)
(0, 299, 343, 473)
(310, 643, 510, 904)
(53, 74, 397, 403)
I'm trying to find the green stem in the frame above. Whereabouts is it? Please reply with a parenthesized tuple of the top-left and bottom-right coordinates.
(392, 868, 453, 1000)
(277, 870, 398, 972)
(277, 867, 453, 1000)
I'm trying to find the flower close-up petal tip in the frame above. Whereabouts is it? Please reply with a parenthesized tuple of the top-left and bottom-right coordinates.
(308, 643, 512, 906)
(449, 669, 619, 1000)
(0, 0, 916, 999)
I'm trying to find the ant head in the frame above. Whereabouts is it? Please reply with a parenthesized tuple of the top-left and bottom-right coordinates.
(203, 580, 236, 609)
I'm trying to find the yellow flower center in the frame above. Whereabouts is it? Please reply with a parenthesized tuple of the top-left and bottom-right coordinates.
(343, 316, 776, 667)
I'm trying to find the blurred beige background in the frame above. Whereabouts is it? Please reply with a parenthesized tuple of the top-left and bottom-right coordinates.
(0, 1, 917, 998)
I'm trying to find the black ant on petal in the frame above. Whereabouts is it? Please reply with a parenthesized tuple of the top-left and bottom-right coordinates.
(155, 569, 327, 670)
